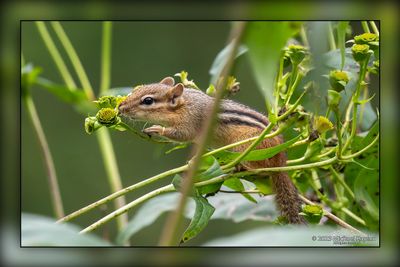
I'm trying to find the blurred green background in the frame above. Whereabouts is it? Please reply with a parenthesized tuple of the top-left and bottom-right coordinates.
(1, 1, 399, 266)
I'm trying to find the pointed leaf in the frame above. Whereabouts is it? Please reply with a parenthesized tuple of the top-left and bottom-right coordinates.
(181, 195, 215, 244)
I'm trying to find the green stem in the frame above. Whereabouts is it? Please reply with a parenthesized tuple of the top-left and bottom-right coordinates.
(328, 22, 337, 50)
(300, 25, 309, 47)
(95, 128, 128, 231)
(333, 109, 343, 159)
(51, 22, 95, 100)
(23, 94, 65, 218)
(223, 123, 274, 169)
(236, 156, 337, 174)
(35, 22, 77, 90)
(284, 63, 300, 106)
(361, 21, 370, 33)
(369, 21, 379, 36)
(100, 22, 112, 95)
(57, 165, 187, 223)
(81, 173, 230, 234)
(80, 184, 175, 234)
(341, 207, 366, 225)
(329, 166, 355, 199)
(279, 88, 307, 121)
(341, 133, 379, 160)
(342, 56, 370, 152)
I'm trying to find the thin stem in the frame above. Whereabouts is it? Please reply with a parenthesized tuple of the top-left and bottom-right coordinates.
(284, 63, 300, 106)
(287, 156, 306, 165)
(341, 207, 366, 226)
(35, 22, 77, 90)
(342, 56, 370, 152)
(158, 22, 247, 246)
(223, 123, 274, 169)
(341, 133, 379, 160)
(80, 184, 175, 234)
(100, 22, 112, 95)
(329, 166, 355, 199)
(361, 21, 370, 33)
(299, 195, 365, 235)
(57, 165, 187, 223)
(333, 109, 343, 158)
(81, 174, 230, 234)
(369, 21, 379, 36)
(23, 94, 65, 218)
(279, 88, 307, 121)
(235, 156, 337, 175)
(300, 25, 309, 47)
(327, 22, 337, 50)
(51, 21, 95, 100)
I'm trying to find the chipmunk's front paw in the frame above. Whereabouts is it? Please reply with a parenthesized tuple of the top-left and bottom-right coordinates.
(143, 125, 165, 137)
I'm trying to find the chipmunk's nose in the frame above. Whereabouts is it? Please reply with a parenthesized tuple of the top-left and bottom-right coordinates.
(118, 100, 128, 114)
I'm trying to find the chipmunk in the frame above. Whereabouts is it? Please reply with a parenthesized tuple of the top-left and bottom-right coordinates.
(118, 77, 306, 224)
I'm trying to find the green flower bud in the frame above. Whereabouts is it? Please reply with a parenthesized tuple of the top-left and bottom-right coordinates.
(288, 44, 307, 65)
(174, 70, 199, 89)
(300, 204, 323, 224)
(206, 84, 216, 96)
(328, 70, 350, 92)
(314, 116, 334, 134)
(354, 32, 379, 52)
(95, 95, 127, 109)
(351, 44, 370, 63)
(327, 89, 342, 109)
(96, 108, 120, 126)
(226, 76, 240, 95)
(354, 33, 378, 44)
(84, 116, 102, 134)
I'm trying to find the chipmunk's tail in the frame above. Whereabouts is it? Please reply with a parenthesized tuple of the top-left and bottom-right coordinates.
(272, 172, 306, 224)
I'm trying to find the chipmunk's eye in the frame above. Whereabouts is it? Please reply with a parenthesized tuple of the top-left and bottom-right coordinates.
(141, 97, 154, 105)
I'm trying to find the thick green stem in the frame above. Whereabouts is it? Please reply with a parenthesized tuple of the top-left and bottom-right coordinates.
(300, 25, 309, 47)
(23, 94, 65, 218)
(333, 108, 343, 159)
(100, 22, 112, 95)
(361, 21, 370, 33)
(35, 22, 77, 90)
(341, 207, 366, 225)
(51, 22, 95, 100)
(369, 21, 379, 36)
(95, 128, 128, 231)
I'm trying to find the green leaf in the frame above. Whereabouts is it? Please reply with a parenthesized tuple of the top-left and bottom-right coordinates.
(223, 178, 257, 203)
(214, 135, 301, 163)
(245, 22, 298, 111)
(209, 40, 248, 84)
(353, 156, 379, 224)
(22, 213, 111, 246)
(116, 193, 181, 245)
(21, 63, 42, 96)
(35, 77, 87, 104)
(195, 156, 224, 195)
(181, 195, 215, 244)
(245, 176, 273, 195)
(337, 21, 349, 70)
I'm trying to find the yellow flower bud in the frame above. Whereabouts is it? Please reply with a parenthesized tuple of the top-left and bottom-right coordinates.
(329, 70, 350, 92)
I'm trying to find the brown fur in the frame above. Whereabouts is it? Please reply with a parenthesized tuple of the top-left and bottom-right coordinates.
(119, 77, 306, 224)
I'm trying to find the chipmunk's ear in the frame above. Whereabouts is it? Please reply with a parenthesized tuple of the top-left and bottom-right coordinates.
(159, 77, 175, 86)
(167, 83, 184, 107)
